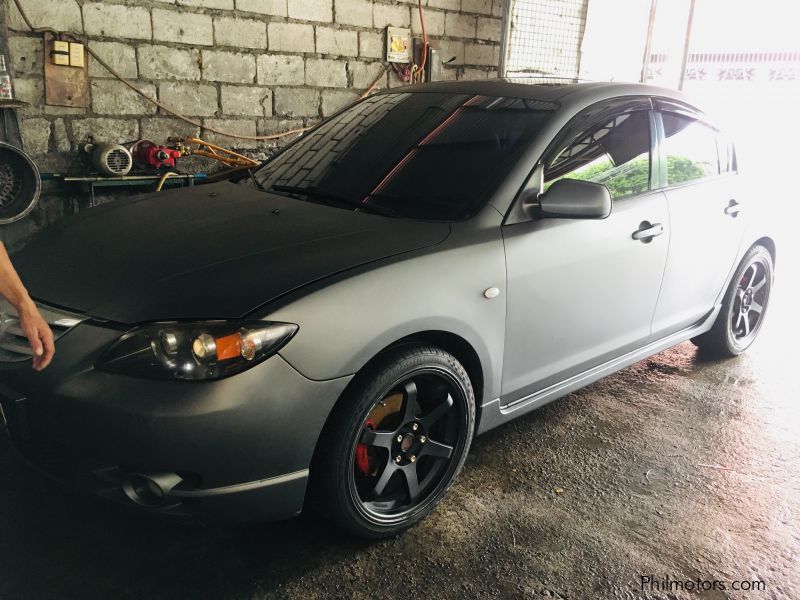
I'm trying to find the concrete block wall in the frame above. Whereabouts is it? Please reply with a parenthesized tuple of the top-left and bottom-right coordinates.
(5, 0, 504, 172)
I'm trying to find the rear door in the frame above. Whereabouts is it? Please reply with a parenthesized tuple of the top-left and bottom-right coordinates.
(650, 104, 746, 336)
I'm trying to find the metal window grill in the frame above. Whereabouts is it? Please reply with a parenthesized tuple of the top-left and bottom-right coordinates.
(503, 0, 589, 79)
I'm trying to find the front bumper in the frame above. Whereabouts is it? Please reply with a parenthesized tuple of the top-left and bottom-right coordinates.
(0, 320, 352, 521)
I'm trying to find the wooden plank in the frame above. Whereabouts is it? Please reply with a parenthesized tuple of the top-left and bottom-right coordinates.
(43, 32, 90, 108)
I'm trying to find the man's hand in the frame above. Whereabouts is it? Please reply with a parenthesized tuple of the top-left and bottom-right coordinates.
(18, 302, 55, 371)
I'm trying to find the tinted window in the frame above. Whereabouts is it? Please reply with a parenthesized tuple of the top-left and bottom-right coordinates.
(661, 112, 719, 185)
(545, 110, 651, 200)
(255, 92, 555, 221)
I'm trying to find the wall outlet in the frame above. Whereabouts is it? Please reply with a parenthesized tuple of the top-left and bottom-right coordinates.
(69, 43, 85, 68)
(52, 40, 70, 66)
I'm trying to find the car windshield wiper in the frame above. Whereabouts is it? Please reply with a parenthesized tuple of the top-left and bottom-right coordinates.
(270, 185, 397, 217)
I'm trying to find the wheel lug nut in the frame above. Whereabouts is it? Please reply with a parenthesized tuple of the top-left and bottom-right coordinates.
(412, 423, 419, 431)
(409, 454, 416, 462)
(419, 435, 426, 443)
(396, 434, 403, 443)
(394, 455, 402, 464)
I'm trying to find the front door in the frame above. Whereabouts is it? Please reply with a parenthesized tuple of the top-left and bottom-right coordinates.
(501, 107, 670, 404)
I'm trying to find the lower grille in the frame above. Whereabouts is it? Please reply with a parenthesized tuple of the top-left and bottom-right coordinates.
(0, 298, 85, 362)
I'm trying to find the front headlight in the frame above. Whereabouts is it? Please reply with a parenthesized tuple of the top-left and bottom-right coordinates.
(97, 321, 298, 381)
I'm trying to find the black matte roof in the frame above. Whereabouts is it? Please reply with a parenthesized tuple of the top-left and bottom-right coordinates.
(391, 78, 690, 107)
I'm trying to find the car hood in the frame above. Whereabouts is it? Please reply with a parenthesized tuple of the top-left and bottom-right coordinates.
(14, 181, 450, 323)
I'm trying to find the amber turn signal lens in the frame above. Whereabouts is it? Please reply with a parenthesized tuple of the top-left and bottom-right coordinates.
(214, 333, 242, 361)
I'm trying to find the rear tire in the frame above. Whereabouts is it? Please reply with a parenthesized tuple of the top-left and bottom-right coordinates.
(309, 345, 475, 539)
(691, 244, 773, 357)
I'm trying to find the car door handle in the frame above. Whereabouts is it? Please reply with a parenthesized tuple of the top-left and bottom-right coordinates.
(631, 222, 664, 242)
(724, 200, 742, 217)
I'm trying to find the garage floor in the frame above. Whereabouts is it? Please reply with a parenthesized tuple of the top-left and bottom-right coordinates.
(2, 281, 798, 600)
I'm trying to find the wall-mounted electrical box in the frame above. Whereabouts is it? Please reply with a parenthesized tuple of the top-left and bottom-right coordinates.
(44, 33, 89, 108)
(386, 27, 411, 63)
(427, 48, 442, 82)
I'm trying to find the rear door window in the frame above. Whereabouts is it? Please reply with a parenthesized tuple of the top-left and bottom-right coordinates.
(661, 112, 720, 185)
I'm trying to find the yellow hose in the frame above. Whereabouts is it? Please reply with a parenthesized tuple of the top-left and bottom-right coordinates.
(155, 171, 177, 192)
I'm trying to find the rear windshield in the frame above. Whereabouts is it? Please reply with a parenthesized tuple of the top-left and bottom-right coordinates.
(255, 92, 555, 221)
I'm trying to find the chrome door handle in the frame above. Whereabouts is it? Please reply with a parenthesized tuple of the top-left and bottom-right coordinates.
(631, 222, 664, 242)
(724, 200, 742, 217)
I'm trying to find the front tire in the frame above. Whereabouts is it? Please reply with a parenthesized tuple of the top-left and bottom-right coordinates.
(310, 345, 475, 539)
(691, 244, 773, 357)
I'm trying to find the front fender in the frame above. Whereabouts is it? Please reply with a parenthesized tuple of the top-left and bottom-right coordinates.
(264, 224, 507, 404)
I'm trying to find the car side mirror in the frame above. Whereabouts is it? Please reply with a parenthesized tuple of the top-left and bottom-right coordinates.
(538, 179, 612, 219)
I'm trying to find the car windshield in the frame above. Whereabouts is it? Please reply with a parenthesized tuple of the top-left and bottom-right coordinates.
(255, 92, 556, 221)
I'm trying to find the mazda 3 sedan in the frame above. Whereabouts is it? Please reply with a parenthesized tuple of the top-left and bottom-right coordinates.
(0, 81, 775, 538)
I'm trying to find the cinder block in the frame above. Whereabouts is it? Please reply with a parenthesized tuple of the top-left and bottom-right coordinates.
(359, 31, 384, 59)
(426, 0, 460, 11)
(464, 42, 498, 66)
(268, 22, 315, 53)
(258, 118, 305, 147)
(348, 61, 386, 89)
(71, 118, 139, 144)
(460, 67, 490, 80)
(335, 0, 372, 28)
(84, 3, 152, 40)
(321, 89, 359, 116)
(202, 50, 257, 84)
(433, 39, 465, 65)
(153, 9, 213, 46)
(274, 88, 320, 117)
(374, 4, 410, 28)
(288, 0, 332, 22)
(87, 41, 138, 79)
(19, 118, 50, 155)
(316, 27, 359, 57)
(492, 0, 503, 18)
(305, 58, 348, 88)
(439, 64, 458, 80)
(139, 118, 201, 142)
(236, 0, 287, 16)
(178, 0, 234, 9)
(445, 12, 477, 38)
(411, 9, 445, 36)
(202, 118, 259, 149)
(8, 36, 43, 77)
(221, 85, 273, 117)
(257, 54, 305, 86)
(158, 81, 219, 117)
(258, 118, 304, 136)
(138, 46, 201, 81)
(214, 16, 267, 49)
(7, 0, 82, 33)
(12, 78, 44, 113)
(477, 17, 502, 42)
(91, 80, 157, 115)
(461, 0, 493, 16)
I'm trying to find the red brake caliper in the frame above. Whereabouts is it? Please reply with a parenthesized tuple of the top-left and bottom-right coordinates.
(356, 419, 375, 476)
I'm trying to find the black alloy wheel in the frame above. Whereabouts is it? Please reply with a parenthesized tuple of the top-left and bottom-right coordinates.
(691, 244, 773, 356)
(311, 345, 475, 539)
(729, 258, 769, 345)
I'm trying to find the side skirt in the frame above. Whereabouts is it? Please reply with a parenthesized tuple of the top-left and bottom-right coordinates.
(476, 306, 720, 435)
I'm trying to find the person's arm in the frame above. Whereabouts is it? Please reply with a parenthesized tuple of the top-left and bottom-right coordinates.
(0, 242, 54, 371)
